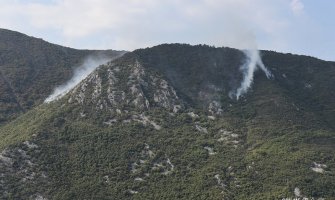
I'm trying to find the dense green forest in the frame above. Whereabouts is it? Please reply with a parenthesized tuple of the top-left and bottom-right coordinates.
(0, 36, 334, 199)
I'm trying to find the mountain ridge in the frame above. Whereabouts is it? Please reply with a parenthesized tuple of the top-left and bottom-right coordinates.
(0, 30, 335, 199)
(0, 28, 125, 124)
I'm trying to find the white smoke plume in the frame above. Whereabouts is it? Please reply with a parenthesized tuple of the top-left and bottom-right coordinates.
(233, 49, 273, 100)
(44, 55, 111, 103)
(205, 9, 274, 100)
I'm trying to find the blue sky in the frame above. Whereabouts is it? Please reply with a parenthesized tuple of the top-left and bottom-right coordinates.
(0, 0, 334, 61)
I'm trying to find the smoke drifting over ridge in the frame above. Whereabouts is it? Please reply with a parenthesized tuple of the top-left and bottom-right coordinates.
(231, 49, 273, 100)
(44, 55, 111, 103)
(217, 18, 273, 100)
(204, 9, 274, 100)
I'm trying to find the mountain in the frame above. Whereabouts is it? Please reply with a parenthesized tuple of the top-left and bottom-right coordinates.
(1, 41, 335, 199)
(0, 28, 125, 124)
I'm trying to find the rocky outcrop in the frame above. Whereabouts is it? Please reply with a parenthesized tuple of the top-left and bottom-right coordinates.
(0, 140, 48, 199)
(68, 57, 184, 117)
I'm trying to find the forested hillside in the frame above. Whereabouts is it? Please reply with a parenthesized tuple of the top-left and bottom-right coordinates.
(0, 29, 124, 123)
(0, 42, 334, 199)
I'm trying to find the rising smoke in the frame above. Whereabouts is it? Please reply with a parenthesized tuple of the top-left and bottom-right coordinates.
(44, 55, 111, 103)
(231, 49, 273, 100)
(215, 16, 274, 100)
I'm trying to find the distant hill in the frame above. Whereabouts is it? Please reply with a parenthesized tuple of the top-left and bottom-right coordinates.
(0, 28, 125, 123)
(0, 35, 335, 199)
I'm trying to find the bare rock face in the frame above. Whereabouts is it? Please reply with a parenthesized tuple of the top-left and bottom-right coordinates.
(67, 56, 184, 116)
(208, 100, 223, 115)
(0, 140, 49, 199)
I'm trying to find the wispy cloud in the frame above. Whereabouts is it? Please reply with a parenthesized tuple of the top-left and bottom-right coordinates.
(0, 0, 286, 49)
(290, 0, 304, 15)
(0, 0, 334, 60)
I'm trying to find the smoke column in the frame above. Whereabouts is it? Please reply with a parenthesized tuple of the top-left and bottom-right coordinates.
(232, 49, 273, 100)
(216, 16, 273, 100)
(44, 55, 111, 103)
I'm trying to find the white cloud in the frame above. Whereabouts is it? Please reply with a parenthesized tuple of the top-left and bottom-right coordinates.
(1, 0, 333, 61)
(290, 0, 304, 15)
(0, 0, 289, 50)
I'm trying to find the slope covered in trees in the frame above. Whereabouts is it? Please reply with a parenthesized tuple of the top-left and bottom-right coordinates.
(0, 42, 334, 199)
(0, 29, 124, 123)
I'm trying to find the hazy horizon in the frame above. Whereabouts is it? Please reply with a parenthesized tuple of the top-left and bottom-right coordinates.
(1, 0, 334, 61)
